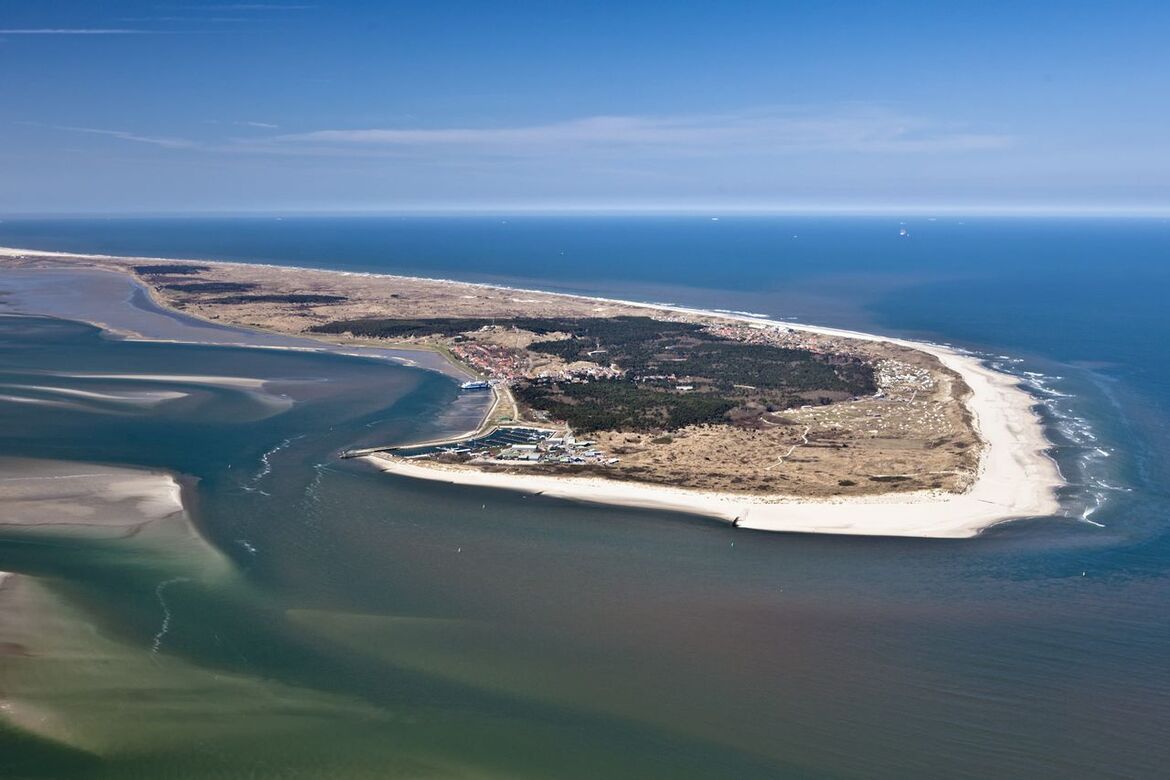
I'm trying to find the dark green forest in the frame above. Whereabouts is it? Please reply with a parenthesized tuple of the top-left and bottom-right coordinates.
(310, 314, 876, 432)
(210, 293, 349, 304)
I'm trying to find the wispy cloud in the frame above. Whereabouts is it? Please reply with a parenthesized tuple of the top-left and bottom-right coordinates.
(202, 119, 282, 129)
(33, 107, 1012, 163)
(274, 108, 1013, 156)
(219, 3, 315, 8)
(169, 3, 314, 10)
(0, 28, 152, 35)
(119, 16, 249, 23)
(51, 125, 199, 149)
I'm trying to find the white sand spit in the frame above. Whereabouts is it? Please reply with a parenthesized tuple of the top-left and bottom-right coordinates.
(58, 373, 269, 388)
(0, 393, 91, 412)
(1, 384, 188, 405)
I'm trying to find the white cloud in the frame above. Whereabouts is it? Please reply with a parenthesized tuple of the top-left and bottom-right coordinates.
(273, 108, 1013, 156)
(52, 126, 198, 149)
(0, 29, 151, 35)
(172, 3, 314, 10)
(120, 16, 249, 23)
(34, 107, 1011, 164)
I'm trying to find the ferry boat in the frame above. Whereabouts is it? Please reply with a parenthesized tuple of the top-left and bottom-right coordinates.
(460, 380, 491, 390)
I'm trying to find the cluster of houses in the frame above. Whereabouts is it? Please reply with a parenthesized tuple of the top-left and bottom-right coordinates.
(873, 359, 935, 402)
(477, 431, 619, 466)
(404, 427, 618, 468)
(451, 333, 624, 385)
(703, 321, 859, 358)
(450, 341, 529, 381)
(532, 364, 625, 382)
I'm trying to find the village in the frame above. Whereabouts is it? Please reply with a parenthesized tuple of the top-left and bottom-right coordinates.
(700, 320, 867, 360)
(448, 329, 624, 384)
(397, 425, 621, 469)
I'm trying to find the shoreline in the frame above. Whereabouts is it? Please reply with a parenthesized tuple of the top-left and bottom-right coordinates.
(0, 261, 479, 382)
(360, 318, 1064, 537)
(0, 246, 1065, 537)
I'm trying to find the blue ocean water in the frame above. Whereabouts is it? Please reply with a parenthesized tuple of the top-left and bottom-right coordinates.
(2, 216, 1169, 778)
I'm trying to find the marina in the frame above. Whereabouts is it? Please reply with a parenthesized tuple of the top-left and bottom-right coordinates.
(391, 425, 618, 467)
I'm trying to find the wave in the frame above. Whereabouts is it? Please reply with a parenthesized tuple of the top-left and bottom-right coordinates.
(241, 435, 306, 494)
(150, 577, 190, 656)
(712, 308, 771, 319)
(296, 462, 331, 530)
(985, 355, 1119, 528)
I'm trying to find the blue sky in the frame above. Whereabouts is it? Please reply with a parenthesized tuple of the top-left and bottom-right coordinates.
(2, 1, 1169, 214)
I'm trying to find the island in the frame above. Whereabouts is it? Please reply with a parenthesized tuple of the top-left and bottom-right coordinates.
(0, 247, 1063, 537)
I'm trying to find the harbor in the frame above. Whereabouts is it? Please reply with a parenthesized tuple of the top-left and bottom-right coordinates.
(396, 425, 618, 467)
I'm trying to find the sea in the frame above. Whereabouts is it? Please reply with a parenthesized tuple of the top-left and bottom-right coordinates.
(0, 215, 1168, 778)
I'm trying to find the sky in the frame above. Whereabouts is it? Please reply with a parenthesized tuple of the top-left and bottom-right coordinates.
(2, 1, 1169, 214)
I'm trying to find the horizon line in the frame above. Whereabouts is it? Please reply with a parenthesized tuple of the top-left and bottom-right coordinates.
(3, 203, 1170, 219)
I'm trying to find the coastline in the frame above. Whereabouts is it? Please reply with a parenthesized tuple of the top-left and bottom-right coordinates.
(360, 310, 1064, 536)
(364, 343, 1061, 537)
(0, 261, 478, 382)
(0, 246, 1065, 537)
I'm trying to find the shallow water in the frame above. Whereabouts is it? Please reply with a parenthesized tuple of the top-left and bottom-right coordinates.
(2, 217, 1169, 778)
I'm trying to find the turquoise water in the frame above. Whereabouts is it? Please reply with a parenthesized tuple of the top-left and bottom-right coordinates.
(1, 216, 1169, 777)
